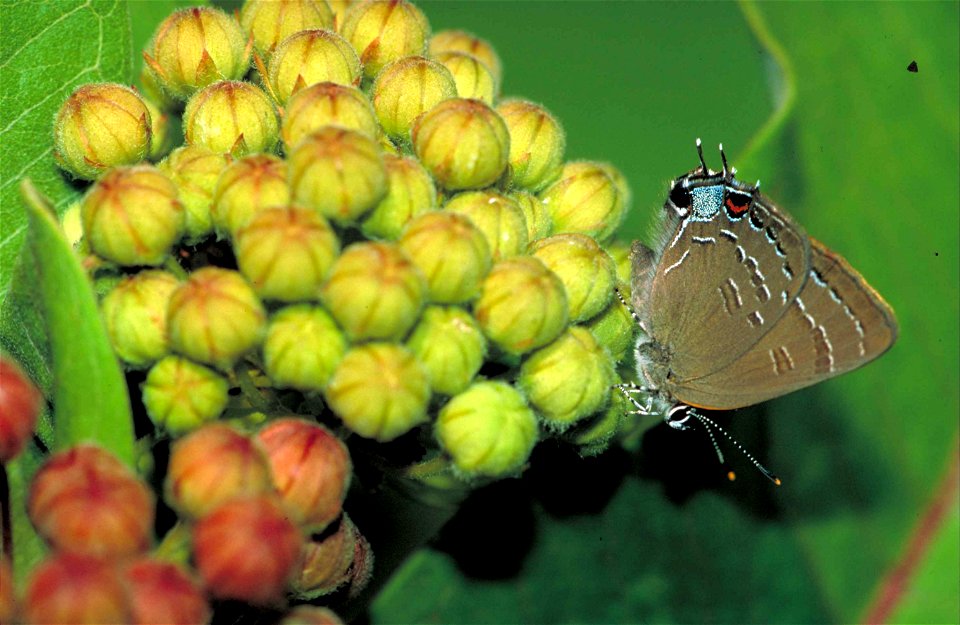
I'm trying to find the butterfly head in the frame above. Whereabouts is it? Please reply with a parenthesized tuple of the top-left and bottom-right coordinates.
(666, 139, 761, 222)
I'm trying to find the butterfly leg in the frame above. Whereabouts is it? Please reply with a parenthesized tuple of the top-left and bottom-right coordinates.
(615, 287, 649, 335)
(614, 381, 653, 416)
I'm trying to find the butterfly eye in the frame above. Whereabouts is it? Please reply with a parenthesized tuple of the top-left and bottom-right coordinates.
(669, 183, 692, 210)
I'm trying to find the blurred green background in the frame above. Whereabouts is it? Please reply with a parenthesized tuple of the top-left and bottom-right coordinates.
(1, 1, 957, 623)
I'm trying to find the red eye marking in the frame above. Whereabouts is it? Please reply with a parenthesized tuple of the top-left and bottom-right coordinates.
(725, 197, 749, 215)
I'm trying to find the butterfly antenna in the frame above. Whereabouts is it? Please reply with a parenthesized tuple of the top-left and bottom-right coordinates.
(719, 143, 731, 178)
(692, 411, 782, 486)
(695, 138, 708, 171)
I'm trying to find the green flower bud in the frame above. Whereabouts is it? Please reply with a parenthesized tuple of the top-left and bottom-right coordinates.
(282, 82, 379, 149)
(497, 99, 566, 192)
(211, 154, 291, 236)
(518, 327, 615, 431)
(81, 165, 184, 266)
(141, 96, 174, 161)
(53, 83, 152, 180)
(360, 155, 438, 240)
(143, 7, 250, 101)
(432, 50, 497, 105)
(429, 29, 502, 85)
(511, 190, 553, 242)
(183, 80, 279, 156)
(325, 343, 430, 441)
(320, 241, 425, 340)
(444, 190, 527, 260)
(168, 267, 266, 369)
(240, 0, 335, 58)
(288, 127, 387, 224)
(564, 392, 626, 457)
(159, 145, 231, 241)
(435, 381, 538, 478)
(529, 233, 616, 322)
(371, 56, 456, 141)
(473, 256, 568, 354)
(267, 29, 362, 104)
(539, 161, 626, 242)
(412, 98, 509, 191)
(340, 0, 430, 79)
(101, 270, 179, 367)
(143, 356, 229, 434)
(139, 64, 178, 112)
(583, 289, 634, 363)
(235, 205, 340, 302)
(263, 304, 347, 391)
(606, 239, 632, 287)
(397, 211, 491, 303)
(597, 162, 632, 221)
(406, 306, 486, 395)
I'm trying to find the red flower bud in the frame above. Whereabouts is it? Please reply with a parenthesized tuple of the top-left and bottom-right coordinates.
(0, 356, 42, 462)
(124, 557, 210, 625)
(22, 553, 129, 625)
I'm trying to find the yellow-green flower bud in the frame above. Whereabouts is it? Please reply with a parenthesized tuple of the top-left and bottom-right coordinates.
(428, 30, 502, 85)
(141, 96, 174, 161)
(433, 51, 496, 105)
(282, 82, 379, 149)
(528, 233, 616, 322)
(143, 7, 250, 101)
(473, 256, 568, 354)
(81, 165, 184, 266)
(211, 154, 290, 236)
(584, 291, 634, 362)
(167, 267, 266, 370)
(497, 99, 565, 192)
(158, 145, 231, 241)
(339, 0, 430, 79)
(412, 98, 509, 191)
(397, 211, 491, 304)
(267, 29, 362, 104)
(263, 304, 347, 391)
(435, 381, 538, 478)
(240, 0, 335, 59)
(564, 393, 625, 457)
(511, 190, 552, 242)
(183, 81, 279, 156)
(606, 239, 632, 287)
(328, 0, 354, 30)
(235, 206, 340, 302)
(101, 270, 179, 368)
(360, 155, 438, 240)
(139, 65, 177, 112)
(539, 161, 625, 242)
(444, 190, 527, 260)
(53, 83, 152, 180)
(371, 56, 456, 141)
(406, 306, 485, 395)
(143, 356, 229, 434)
(325, 343, 430, 441)
(597, 162, 631, 222)
(288, 127, 387, 224)
(320, 242, 425, 341)
(518, 327, 615, 431)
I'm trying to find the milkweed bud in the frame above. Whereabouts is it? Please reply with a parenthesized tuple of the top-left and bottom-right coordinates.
(361, 155, 438, 240)
(539, 161, 626, 242)
(518, 326, 616, 431)
(584, 289, 634, 362)
(167, 267, 266, 370)
(406, 305, 486, 395)
(606, 239, 633, 286)
(281, 606, 346, 625)
(429, 29, 502, 85)
(320, 242, 425, 341)
(143, 356, 229, 434)
(282, 82, 379, 149)
(473, 256, 568, 354)
(211, 153, 290, 236)
(512, 190, 553, 242)
(235, 205, 340, 302)
(397, 211, 491, 303)
(22, 553, 129, 625)
(529, 233, 616, 322)
(340, 0, 430, 79)
(159, 145, 231, 241)
(184, 80, 279, 156)
(436, 381, 538, 478)
(433, 50, 497, 104)
(291, 515, 358, 599)
(564, 390, 627, 457)
(288, 126, 388, 224)
(124, 558, 210, 625)
(497, 99, 566, 192)
(81, 164, 184, 266)
(412, 98, 510, 191)
(263, 305, 347, 391)
(444, 190, 527, 260)
(144, 7, 250, 101)
(101, 270, 179, 367)
(0, 356, 41, 463)
(267, 29, 362, 104)
(240, 0, 335, 58)
(142, 95, 174, 161)
(53, 83, 152, 180)
(325, 343, 430, 441)
(371, 56, 456, 141)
